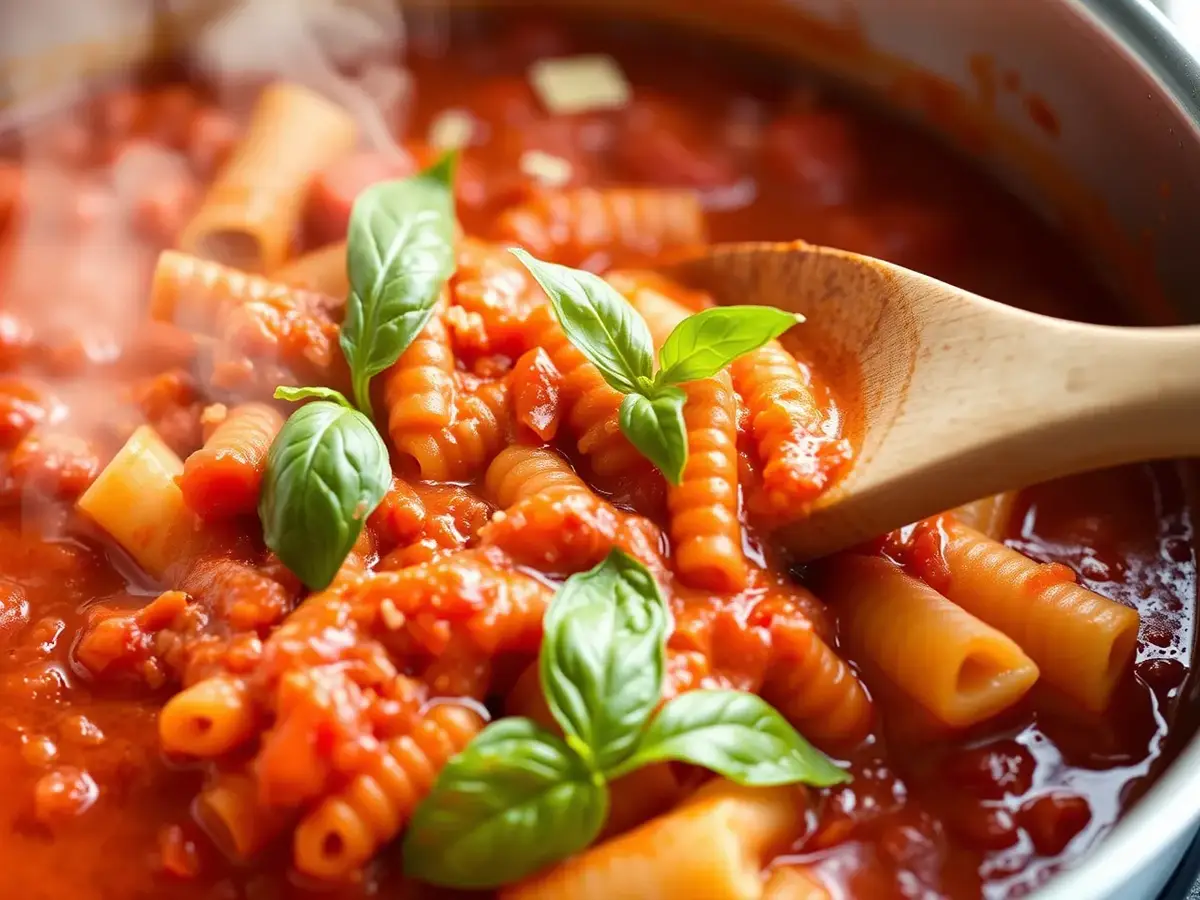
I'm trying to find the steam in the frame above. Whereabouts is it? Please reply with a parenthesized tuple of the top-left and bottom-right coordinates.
(0, 0, 418, 528)
(193, 0, 411, 156)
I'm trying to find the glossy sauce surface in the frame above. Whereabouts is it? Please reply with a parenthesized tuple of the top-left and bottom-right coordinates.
(0, 12, 1193, 900)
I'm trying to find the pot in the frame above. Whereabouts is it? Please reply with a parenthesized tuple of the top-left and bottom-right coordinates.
(0, 1, 1197, 897)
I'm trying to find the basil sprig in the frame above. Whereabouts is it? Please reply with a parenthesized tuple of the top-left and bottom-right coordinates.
(340, 151, 458, 417)
(260, 155, 458, 587)
(258, 389, 390, 590)
(403, 550, 848, 889)
(511, 249, 799, 484)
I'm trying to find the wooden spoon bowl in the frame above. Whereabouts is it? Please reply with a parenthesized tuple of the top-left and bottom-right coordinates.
(668, 241, 1200, 559)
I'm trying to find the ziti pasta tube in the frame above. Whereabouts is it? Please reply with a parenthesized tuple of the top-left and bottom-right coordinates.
(180, 82, 358, 272)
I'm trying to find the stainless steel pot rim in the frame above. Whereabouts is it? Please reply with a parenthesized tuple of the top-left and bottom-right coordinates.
(1082, 0, 1200, 123)
(1039, 5, 1200, 896)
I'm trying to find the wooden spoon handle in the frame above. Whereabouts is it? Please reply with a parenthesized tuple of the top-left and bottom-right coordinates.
(1039, 322, 1200, 462)
(781, 296, 1200, 559)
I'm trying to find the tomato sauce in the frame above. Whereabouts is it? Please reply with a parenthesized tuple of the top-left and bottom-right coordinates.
(0, 10, 1192, 900)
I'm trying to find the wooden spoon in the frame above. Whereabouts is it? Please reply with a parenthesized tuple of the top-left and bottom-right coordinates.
(667, 241, 1200, 561)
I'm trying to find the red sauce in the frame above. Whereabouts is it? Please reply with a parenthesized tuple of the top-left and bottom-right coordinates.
(1024, 94, 1062, 139)
(0, 11, 1191, 900)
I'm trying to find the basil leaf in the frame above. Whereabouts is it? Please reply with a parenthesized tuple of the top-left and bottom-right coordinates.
(258, 400, 390, 590)
(540, 550, 669, 774)
(657, 306, 801, 386)
(510, 249, 653, 394)
(618, 388, 688, 485)
(340, 151, 457, 417)
(620, 689, 850, 787)
(402, 718, 607, 889)
(274, 385, 351, 406)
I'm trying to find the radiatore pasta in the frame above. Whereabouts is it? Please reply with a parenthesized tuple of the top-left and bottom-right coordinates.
(732, 340, 851, 515)
(293, 701, 484, 880)
(494, 186, 707, 269)
(179, 401, 284, 520)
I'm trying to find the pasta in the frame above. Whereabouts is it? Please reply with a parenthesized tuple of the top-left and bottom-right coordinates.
(272, 240, 349, 296)
(452, 237, 550, 356)
(396, 378, 511, 482)
(483, 444, 587, 509)
(621, 273, 704, 342)
(179, 402, 284, 520)
(953, 492, 1018, 540)
(919, 519, 1140, 711)
(383, 303, 457, 439)
(76, 425, 201, 578)
(501, 781, 805, 900)
(194, 771, 292, 860)
(669, 371, 748, 592)
(760, 606, 874, 746)
(358, 549, 555, 656)
(180, 83, 359, 272)
(820, 554, 1039, 728)
(479, 483, 667, 577)
(384, 304, 511, 484)
(149, 249, 320, 333)
(149, 251, 347, 396)
(494, 187, 707, 269)
(762, 867, 832, 900)
(731, 341, 849, 514)
(525, 303, 647, 482)
(253, 664, 416, 809)
(158, 674, 255, 757)
(292, 701, 483, 880)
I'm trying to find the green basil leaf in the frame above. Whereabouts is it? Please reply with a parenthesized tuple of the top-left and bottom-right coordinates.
(258, 400, 390, 590)
(510, 249, 653, 394)
(340, 151, 458, 417)
(402, 717, 607, 889)
(618, 388, 688, 485)
(273, 385, 351, 406)
(620, 689, 850, 787)
(657, 306, 801, 386)
(540, 550, 669, 774)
